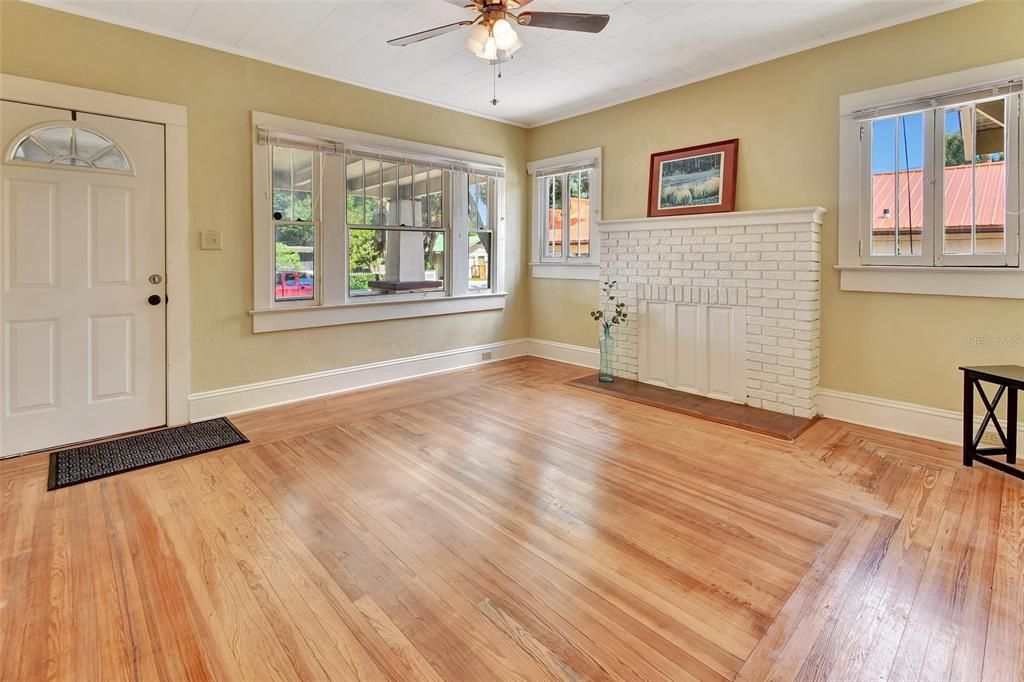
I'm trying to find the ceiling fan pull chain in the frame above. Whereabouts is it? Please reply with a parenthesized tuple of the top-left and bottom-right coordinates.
(491, 62, 499, 107)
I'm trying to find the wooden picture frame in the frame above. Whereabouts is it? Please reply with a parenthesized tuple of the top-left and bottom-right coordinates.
(648, 138, 738, 217)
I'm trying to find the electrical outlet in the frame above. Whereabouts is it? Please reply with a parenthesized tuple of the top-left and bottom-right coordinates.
(482, 351, 493, 360)
(979, 431, 1002, 446)
(200, 229, 222, 251)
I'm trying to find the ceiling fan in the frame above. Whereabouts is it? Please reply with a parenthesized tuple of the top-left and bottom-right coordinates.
(387, 0, 610, 61)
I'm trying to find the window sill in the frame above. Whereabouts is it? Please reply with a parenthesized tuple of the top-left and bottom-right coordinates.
(530, 262, 600, 281)
(251, 293, 508, 333)
(836, 265, 1024, 299)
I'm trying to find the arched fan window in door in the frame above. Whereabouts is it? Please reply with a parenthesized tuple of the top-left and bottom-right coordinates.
(9, 125, 131, 173)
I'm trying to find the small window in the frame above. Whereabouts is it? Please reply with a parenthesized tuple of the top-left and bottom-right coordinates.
(10, 126, 130, 172)
(528, 149, 600, 277)
(538, 167, 595, 262)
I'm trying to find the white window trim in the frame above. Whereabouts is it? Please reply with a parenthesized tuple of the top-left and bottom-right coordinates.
(837, 60, 1024, 299)
(251, 112, 507, 331)
(527, 147, 601, 280)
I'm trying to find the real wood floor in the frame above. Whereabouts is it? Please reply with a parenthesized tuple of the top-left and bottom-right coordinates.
(1, 358, 1021, 681)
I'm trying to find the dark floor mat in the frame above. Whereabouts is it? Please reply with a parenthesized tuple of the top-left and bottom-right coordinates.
(47, 418, 248, 490)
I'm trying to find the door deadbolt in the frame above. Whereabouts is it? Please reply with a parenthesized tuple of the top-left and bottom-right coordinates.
(149, 274, 163, 284)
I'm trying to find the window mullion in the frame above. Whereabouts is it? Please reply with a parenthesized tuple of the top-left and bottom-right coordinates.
(450, 172, 470, 297)
(565, 171, 573, 261)
(321, 153, 346, 306)
(494, 176, 505, 293)
(971, 104, 978, 256)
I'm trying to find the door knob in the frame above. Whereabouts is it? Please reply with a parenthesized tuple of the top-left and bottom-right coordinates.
(148, 294, 162, 306)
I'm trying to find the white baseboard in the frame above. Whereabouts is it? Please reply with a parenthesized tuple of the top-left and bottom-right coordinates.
(189, 338, 532, 420)
(190, 338, 600, 420)
(818, 388, 1024, 446)
(525, 339, 600, 369)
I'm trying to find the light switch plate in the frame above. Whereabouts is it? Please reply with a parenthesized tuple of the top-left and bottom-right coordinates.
(200, 229, 222, 250)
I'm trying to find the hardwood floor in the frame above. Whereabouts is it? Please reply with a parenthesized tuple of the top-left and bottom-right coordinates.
(1, 357, 1021, 681)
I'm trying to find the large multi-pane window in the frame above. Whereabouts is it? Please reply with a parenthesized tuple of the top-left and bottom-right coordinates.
(257, 126, 504, 319)
(860, 88, 1020, 266)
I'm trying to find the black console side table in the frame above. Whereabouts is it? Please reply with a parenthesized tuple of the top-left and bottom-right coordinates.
(959, 365, 1023, 480)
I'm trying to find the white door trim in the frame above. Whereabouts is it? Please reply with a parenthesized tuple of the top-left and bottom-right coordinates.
(0, 74, 190, 436)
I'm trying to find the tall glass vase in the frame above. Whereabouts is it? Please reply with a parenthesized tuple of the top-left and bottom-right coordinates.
(598, 324, 615, 383)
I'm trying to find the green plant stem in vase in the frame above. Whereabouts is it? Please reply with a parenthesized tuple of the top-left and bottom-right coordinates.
(590, 280, 628, 383)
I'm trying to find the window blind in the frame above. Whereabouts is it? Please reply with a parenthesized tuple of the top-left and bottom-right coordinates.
(852, 78, 1023, 121)
(256, 127, 504, 177)
(533, 159, 597, 177)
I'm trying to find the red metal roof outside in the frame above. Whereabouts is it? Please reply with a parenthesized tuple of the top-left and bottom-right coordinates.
(872, 161, 1006, 232)
(547, 198, 591, 246)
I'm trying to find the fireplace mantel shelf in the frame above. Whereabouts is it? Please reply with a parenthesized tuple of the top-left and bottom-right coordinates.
(598, 206, 826, 231)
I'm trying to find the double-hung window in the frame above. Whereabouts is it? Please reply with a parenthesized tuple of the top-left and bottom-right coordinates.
(528, 148, 601, 280)
(838, 64, 1023, 298)
(344, 155, 450, 298)
(468, 172, 498, 291)
(272, 147, 318, 302)
(252, 112, 506, 332)
(858, 85, 1021, 266)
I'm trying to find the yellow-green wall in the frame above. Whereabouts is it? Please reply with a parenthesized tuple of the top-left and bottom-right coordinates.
(2, 0, 1022, 413)
(526, 0, 1024, 413)
(0, 0, 529, 393)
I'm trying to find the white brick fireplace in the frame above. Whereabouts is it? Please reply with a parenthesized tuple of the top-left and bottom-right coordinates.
(599, 207, 825, 418)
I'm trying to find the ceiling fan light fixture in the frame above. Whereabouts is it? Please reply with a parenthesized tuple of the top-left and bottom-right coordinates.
(464, 22, 489, 55)
(479, 35, 498, 60)
(492, 17, 517, 50)
(505, 35, 524, 57)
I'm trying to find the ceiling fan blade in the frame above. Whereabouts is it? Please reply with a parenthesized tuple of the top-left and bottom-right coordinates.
(516, 11, 609, 33)
(508, 0, 534, 7)
(387, 20, 474, 47)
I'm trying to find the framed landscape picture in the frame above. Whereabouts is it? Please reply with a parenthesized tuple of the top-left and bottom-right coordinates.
(648, 139, 739, 217)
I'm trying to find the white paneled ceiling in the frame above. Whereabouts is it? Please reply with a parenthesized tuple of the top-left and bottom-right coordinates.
(29, 0, 978, 126)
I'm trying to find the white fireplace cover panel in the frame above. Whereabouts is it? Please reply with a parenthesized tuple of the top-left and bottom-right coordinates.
(639, 300, 746, 403)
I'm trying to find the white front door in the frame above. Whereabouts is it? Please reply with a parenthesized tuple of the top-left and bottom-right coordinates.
(1, 101, 166, 456)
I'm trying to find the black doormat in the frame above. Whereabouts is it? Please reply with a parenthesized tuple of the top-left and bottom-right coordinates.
(47, 418, 248, 490)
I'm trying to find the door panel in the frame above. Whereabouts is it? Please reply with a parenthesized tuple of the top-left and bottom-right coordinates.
(1, 101, 166, 456)
(89, 185, 133, 287)
(89, 314, 134, 401)
(5, 318, 58, 412)
(6, 179, 58, 289)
